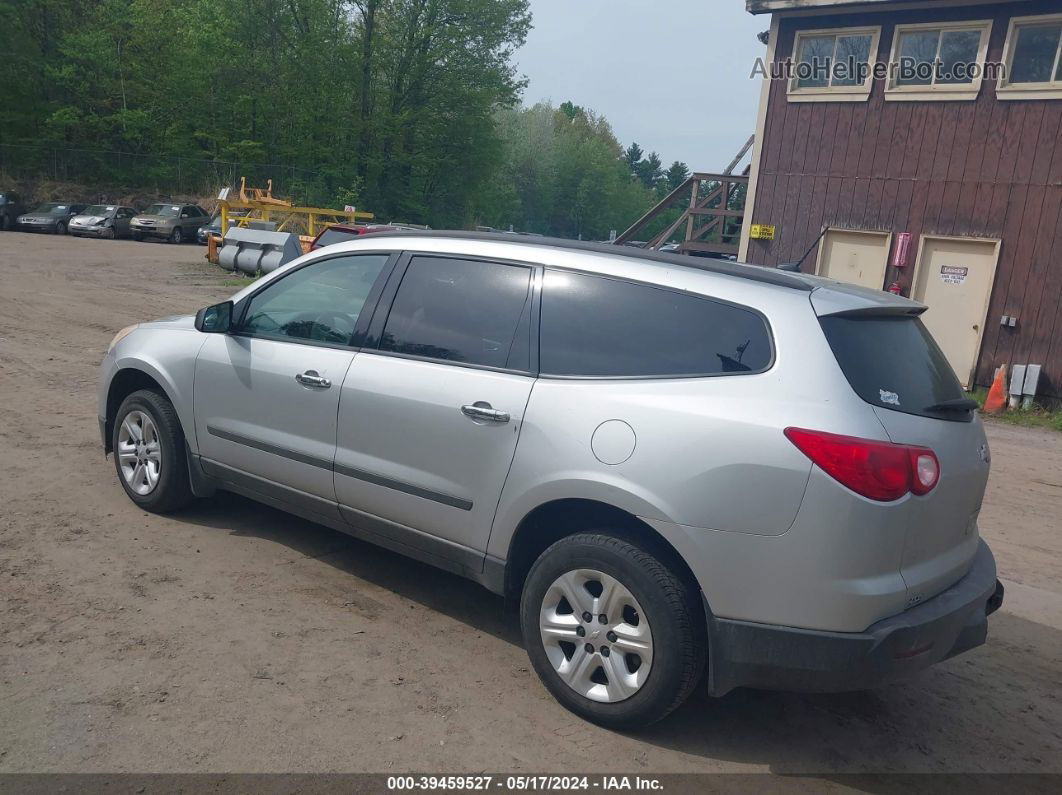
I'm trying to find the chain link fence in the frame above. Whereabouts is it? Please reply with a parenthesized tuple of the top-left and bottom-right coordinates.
(0, 144, 335, 203)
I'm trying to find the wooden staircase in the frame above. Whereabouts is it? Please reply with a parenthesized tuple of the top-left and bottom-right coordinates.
(616, 135, 752, 257)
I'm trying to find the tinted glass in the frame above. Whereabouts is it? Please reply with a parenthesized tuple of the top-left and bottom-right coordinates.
(315, 227, 361, 248)
(241, 254, 389, 345)
(819, 315, 967, 420)
(540, 270, 772, 377)
(380, 256, 532, 370)
(1011, 23, 1062, 84)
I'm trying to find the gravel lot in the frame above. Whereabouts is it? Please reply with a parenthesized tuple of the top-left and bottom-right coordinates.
(1, 232, 1060, 775)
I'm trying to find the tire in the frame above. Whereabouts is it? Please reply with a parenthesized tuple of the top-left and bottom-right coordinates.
(103, 226, 116, 240)
(0, 214, 9, 231)
(111, 389, 193, 513)
(55, 221, 67, 235)
(520, 532, 707, 729)
(169, 226, 183, 244)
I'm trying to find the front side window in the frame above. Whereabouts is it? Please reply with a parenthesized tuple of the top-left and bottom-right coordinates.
(789, 27, 880, 101)
(240, 254, 390, 345)
(886, 21, 992, 100)
(999, 14, 1062, 99)
(540, 270, 772, 378)
(379, 256, 532, 370)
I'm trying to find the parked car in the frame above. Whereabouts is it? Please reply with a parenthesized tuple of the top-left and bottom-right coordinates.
(98, 232, 1003, 728)
(17, 202, 87, 234)
(309, 223, 423, 250)
(0, 192, 26, 230)
(130, 203, 208, 243)
(196, 212, 249, 245)
(69, 205, 138, 239)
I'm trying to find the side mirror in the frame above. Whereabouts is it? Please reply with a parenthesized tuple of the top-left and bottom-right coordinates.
(195, 301, 233, 333)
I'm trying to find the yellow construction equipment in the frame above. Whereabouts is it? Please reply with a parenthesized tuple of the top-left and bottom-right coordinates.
(206, 178, 374, 263)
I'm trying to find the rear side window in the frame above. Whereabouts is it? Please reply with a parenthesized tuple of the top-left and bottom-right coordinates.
(380, 256, 533, 370)
(540, 270, 772, 377)
(819, 315, 967, 419)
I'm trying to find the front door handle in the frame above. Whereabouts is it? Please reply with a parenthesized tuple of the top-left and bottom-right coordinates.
(295, 370, 331, 388)
(461, 401, 510, 423)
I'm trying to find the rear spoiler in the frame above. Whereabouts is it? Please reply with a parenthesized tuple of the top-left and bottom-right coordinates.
(810, 285, 927, 318)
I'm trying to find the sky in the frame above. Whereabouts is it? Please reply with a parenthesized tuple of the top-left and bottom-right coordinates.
(515, 0, 768, 171)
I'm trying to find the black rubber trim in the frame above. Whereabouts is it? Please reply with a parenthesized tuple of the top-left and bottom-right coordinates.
(335, 463, 472, 511)
(206, 425, 472, 511)
(703, 540, 1000, 697)
(206, 425, 333, 470)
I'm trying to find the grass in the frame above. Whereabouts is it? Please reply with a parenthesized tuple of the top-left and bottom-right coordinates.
(970, 387, 1062, 433)
(220, 276, 257, 287)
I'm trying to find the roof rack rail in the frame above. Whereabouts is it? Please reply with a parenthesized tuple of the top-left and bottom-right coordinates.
(349, 230, 814, 292)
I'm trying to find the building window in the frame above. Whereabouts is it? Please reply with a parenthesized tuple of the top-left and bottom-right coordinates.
(788, 26, 881, 102)
(885, 20, 993, 101)
(998, 13, 1062, 100)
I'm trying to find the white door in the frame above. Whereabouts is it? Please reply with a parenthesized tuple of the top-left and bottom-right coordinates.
(335, 255, 535, 553)
(816, 229, 891, 290)
(912, 236, 1000, 387)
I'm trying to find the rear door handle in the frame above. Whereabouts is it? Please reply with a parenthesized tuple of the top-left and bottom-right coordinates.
(295, 370, 331, 388)
(461, 401, 510, 423)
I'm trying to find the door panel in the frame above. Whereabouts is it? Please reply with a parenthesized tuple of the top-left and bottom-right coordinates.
(912, 237, 999, 388)
(194, 334, 354, 500)
(335, 353, 533, 551)
(335, 254, 536, 553)
(816, 229, 891, 290)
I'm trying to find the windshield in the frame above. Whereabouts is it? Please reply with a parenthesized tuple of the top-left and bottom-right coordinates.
(143, 204, 181, 217)
(84, 205, 115, 216)
(820, 314, 969, 421)
(33, 203, 67, 214)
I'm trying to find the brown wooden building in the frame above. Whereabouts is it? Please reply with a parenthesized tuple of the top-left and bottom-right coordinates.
(740, 0, 1062, 398)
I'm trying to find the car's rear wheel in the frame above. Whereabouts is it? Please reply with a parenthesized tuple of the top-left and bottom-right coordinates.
(112, 389, 193, 513)
(55, 221, 67, 235)
(520, 532, 706, 728)
(169, 227, 183, 244)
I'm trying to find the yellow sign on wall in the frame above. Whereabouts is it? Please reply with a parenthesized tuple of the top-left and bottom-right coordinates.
(750, 224, 776, 240)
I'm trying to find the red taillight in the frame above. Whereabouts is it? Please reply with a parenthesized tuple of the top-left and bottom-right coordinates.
(784, 427, 939, 502)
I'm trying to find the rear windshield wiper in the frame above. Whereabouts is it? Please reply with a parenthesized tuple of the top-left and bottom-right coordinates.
(924, 398, 979, 413)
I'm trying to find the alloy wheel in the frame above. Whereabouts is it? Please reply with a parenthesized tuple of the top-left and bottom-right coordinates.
(117, 410, 162, 495)
(539, 568, 653, 703)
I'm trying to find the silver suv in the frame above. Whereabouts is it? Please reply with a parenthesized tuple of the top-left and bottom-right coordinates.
(98, 232, 1003, 727)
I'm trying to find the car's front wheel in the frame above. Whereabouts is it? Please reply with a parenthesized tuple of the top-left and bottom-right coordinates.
(55, 221, 67, 235)
(169, 227, 183, 244)
(112, 389, 193, 513)
(520, 532, 707, 728)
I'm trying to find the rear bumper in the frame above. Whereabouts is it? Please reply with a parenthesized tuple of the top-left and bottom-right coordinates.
(705, 539, 1001, 696)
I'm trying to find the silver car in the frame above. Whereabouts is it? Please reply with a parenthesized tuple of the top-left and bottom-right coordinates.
(97, 232, 1003, 727)
(69, 205, 138, 239)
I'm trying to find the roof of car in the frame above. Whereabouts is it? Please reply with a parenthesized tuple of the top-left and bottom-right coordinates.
(353, 230, 815, 292)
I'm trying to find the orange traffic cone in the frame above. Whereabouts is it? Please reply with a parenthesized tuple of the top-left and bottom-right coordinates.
(983, 364, 1007, 414)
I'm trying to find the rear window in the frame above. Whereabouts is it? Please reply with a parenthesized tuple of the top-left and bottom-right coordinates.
(540, 270, 772, 378)
(315, 227, 361, 248)
(820, 315, 968, 420)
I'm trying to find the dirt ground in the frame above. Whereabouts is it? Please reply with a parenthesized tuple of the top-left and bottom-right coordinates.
(0, 232, 1060, 775)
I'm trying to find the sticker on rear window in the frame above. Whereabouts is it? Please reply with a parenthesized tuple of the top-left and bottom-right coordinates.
(879, 389, 900, 406)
